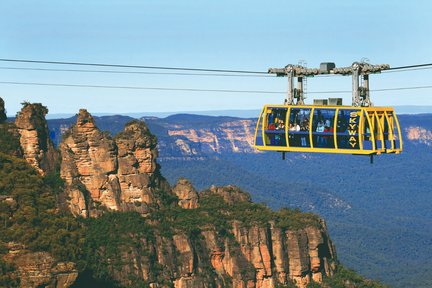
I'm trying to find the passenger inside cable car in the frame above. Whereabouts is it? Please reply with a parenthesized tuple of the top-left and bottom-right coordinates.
(265, 108, 287, 146)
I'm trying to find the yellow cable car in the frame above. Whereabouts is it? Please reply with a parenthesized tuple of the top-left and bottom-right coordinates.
(253, 62, 403, 161)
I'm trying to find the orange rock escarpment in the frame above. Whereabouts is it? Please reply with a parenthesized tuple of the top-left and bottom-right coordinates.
(82, 186, 337, 288)
(14, 103, 58, 176)
(2, 243, 78, 288)
(160, 119, 259, 159)
(60, 109, 169, 217)
(406, 126, 432, 146)
(55, 109, 337, 287)
(173, 178, 199, 209)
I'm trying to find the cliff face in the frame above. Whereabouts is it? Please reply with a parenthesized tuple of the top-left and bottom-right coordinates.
(0, 98, 22, 157)
(56, 109, 337, 287)
(84, 184, 336, 288)
(60, 109, 169, 217)
(2, 243, 78, 288)
(144, 115, 259, 160)
(405, 126, 432, 146)
(15, 102, 58, 176)
(173, 178, 199, 209)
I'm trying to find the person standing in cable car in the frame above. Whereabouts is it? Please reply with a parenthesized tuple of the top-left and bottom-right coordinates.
(316, 120, 325, 147)
(323, 120, 334, 148)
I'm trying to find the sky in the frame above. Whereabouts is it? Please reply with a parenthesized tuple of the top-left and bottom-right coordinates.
(0, 0, 431, 116)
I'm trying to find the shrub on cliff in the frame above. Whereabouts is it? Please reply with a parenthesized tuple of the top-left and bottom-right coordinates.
(307, 265, 389, 288)
(0, 153, 84, 263)
(0, 123, 21, 156)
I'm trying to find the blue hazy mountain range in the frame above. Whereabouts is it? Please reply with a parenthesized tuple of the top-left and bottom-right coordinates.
(11, 105, 432, 120)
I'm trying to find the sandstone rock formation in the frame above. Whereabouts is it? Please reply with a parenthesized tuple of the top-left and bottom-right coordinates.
(89, 186, 336, 288)
(56, 110, 337, 287)
(406, 126, 432, 146)
(15, 102, 58, 176)
(173, 178, 199, 209)
(2, 242, 78, 288)
(60, 110, 170, 217)
(202, 185, 251, 204)
(151, 117, 259, 160)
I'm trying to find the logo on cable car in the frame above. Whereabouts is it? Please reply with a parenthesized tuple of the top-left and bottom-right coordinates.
(348, 112, 359, 148)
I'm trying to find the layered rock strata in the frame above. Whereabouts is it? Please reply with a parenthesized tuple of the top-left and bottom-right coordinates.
(150, 117, 259, 160)
(57, 110, 337, 287)
(93, 185, 336, 288)
(173, 178, 199, 209)
(2, 242, 78, 288)
(60, 109, 169, 217)
(15, 102, 58, 176)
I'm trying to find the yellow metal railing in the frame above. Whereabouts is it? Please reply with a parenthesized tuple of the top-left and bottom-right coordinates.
(253, 104, 402, 155)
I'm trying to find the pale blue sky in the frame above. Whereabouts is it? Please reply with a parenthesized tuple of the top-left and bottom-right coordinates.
(0, 0, 431, 115)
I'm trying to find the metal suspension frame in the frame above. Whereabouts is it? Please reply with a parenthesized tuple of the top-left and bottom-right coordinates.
(269, 62, 390, 107)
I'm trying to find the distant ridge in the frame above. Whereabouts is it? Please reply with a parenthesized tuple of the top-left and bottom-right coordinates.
(38, 106, 432, 120)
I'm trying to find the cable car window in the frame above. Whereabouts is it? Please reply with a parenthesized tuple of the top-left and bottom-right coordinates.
(337, 109, 360, 150)
(374, 113, 383, 150)
(255, 111, 264, 146)
(362, 111, 373, 150)
(288, 108, 311, 147)
(312, 109, 336, 148)
(264, 107, 287, 146)
(383, 112, 392, 149)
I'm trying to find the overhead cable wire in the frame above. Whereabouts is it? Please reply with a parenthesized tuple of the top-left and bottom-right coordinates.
(0, 66, 273, 78)
(1, 58, 432, 78)
(0, 81, 282, 94)
(0, 58, 268, 74)
(0, 80, 431, 94)
(382, 66, 432, 73)
(0, 65, 430, 79)
(386, 63, 432, 71)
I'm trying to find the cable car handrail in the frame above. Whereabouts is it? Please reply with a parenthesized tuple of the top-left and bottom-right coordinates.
(310, 107, 315, 149)
(364, 111, 376, 151)
(373, 111, 385, 152)
(262, 106, 268, 147)
(334, 107, 339, 149)
(384, 111, 395, 151)
(285, 106, 290, 148)
(359, 110, 364, 151)
(393, 113, 403, 152)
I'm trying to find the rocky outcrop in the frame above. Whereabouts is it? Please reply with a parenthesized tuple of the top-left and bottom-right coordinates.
(60, 110, 170, 217)
(2, 243, 78, 288)
(57, 110, 337, 287)
(165, 120, 257, 154)
(173, 178, 199, 209)
(15, 102, 58, 176)
(406, 126, 432, 146)
(202, 185, 251, 205)
(149, 117, 259, 160)
(92, 186, 336, 288)
(0, 97, 6, 122)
